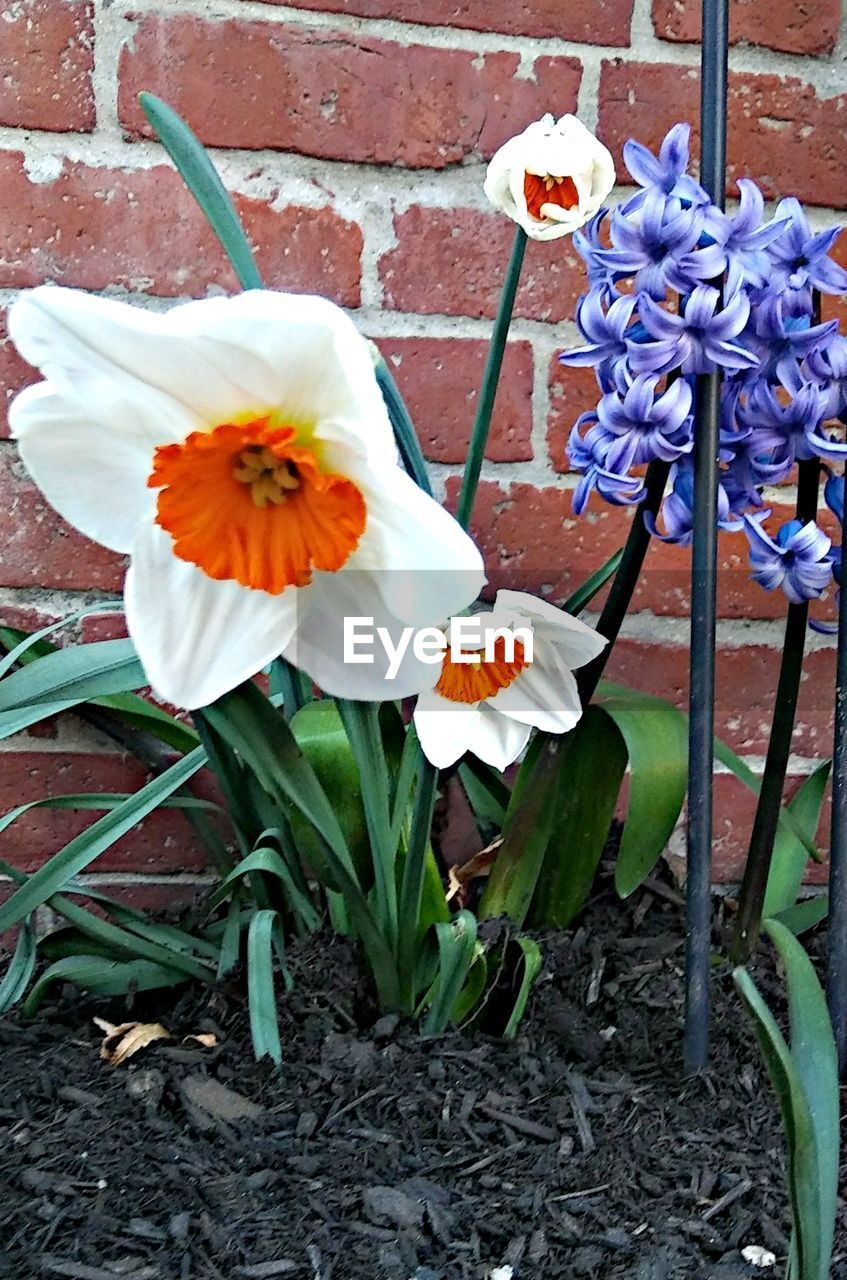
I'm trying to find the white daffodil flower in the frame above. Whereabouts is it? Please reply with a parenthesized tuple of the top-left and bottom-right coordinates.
(484, 114, 616, 242)
(8, 286, 485, 709)
(413, 590, 607, 771)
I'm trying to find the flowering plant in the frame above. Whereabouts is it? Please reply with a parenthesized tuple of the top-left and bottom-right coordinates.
(0, 99, 818, 1058)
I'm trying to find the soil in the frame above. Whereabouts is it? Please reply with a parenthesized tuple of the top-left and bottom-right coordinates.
(1, 868, 845, 1280)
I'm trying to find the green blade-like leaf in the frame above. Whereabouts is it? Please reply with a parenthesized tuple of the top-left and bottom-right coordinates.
(0, 605, 117, 680)
(711, 731, 821, 862)
(764, 762, 831, 917)
(765, 919, 839, 1280)
(529, 706, 627, 928)
(502, 936, 543, 1040)
(374, 359, 433, 496)
(773, 897, 829, 937)
(337, 699, 396, 943)
(422, 911, 479, 1035)
(459, 758, 508, 841)
(23, 955, 186, 1016)
(593, 687, 687, 898)
(247, 909, 284, 1066)
(478, 734, 555, 926)
(46, 894, 215, 983)
(0, 921, 36, 1012)
(209, 843, 319, 931)
(563, 548, 624, 616)
(0, 747, 206, 931)
(0, 639, 145, 711)
(139, 93, 263, 291)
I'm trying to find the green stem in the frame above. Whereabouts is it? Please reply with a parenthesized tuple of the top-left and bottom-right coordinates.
(457, 227, 528, 529)
(731, 457, 821, 962)
(375, 361, 434, 497)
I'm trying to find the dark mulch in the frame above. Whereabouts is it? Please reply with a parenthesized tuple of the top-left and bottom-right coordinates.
(1, 872, 845, 1280)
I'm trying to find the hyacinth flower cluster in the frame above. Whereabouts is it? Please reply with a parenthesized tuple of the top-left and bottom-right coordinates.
(562, 122, 847, 611)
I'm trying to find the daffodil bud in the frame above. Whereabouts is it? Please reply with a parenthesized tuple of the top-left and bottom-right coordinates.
(484, 114, 615, 241)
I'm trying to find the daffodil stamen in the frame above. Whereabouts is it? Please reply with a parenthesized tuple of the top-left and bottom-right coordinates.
(233, 446, 302, 507)
(523, 171, 579, 222)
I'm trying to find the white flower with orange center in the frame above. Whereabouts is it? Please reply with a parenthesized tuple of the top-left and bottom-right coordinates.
(484, 114, 616, 242)
(8, 286, 485, 708)
(413, 591, 607, 771)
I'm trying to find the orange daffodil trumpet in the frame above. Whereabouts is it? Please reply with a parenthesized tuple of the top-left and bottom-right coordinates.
(413, 590, 607, 771)
(484, 114, 616, 242)
(8, 287, 484, 709)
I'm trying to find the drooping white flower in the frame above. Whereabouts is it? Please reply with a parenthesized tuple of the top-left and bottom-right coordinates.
(9, 286, 485, 709)
(484, 114, 616, 242)
(413, 590, 607, 771)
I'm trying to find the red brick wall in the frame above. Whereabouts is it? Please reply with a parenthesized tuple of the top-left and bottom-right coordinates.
(0, 0, 843, 897)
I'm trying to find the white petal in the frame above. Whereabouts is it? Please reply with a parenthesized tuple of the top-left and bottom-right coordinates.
(10, 382, 166, 553)
(494, 589, 606, 669)
(9, 287, 396, 468)
(126, 523, 299, 709)
(413, 691, 480, 770)
(487, 649, 584, 734)
(469, 702, 532, 770)
(348, 465, 485, 626)
(281, 572, 438, 700)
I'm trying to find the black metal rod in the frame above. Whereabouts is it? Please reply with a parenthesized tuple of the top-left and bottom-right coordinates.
(684, 0, 729, 1075)
(828, 482, 847, 1074)
(731, 458, 821, 962)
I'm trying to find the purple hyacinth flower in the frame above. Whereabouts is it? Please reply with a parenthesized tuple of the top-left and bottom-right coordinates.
(596, 190, 704, 300)
(567, 415, 646, 514)
(744, 512, 833, 604)
(572, 210, 618, 290)
(825, 471, 845, 524)
(594, 372, 693, 471)
(744, 294, 838, 386)
(769, 198, 847, 297)
(630, 285, 759, 376)
(645, 460, 741, 545)
(689, 180, 791, 295)
(559, 288, 638, 376)
(738, 380, 827, 482)
(801, 334, 847, 419)
(622, 123, 709, 209)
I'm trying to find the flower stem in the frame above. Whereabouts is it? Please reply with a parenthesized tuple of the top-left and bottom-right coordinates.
(827, 483, 847, 1075)
(730, 456, 821, 963)
(397, 755, 439, 1011)
(457, 227, 527, 529)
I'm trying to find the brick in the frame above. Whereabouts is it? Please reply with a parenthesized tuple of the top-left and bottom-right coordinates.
(711, 773, 830, 883)
(652, 0, 840, 54)
(380, 207, 584, 323)
(118, 15, 582, 168)
(446, 478, 836, 620)
(257, 0, 634, 45)
(599, 60, 847, 210)
(0, 153, 362, 304)
(820, 231, 847, 332)
(0, 0, 94, 132)
(0, 447, 125, 592)
(374, 337, 533, 464)
(548, 356, 601, 472)
(604, 637, 838, 757)
(0, 307, 38, 441)
(0, 751, 208, 873)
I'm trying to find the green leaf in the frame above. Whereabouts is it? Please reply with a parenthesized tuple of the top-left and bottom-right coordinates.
(459, 759, 508, 841)
(139, 93, 263, 291)
(247, 909, 284, 1065)
(0, 748, 207, 931)
(594, 686, 687, 898)
(502, 936, 543, 1040)
(374, 360, 433, 496)
(0, 921, 36, 1012)
(202, 683, 399, 1008)
(712, 733, 821, 862)
(23, 955, 186, 1015)
(479, 735, 558, 926)
(451, 947, 488, 1025)
(422, 911, 479, 1035)
(529, 707, 627, 927)
(563, 549, 624, 616)
(0, 638, 145, 711)
(764, 762, 831, 917)
(774, 898, 829, 937)
(734, 920, 839, 1280)
(0, 605, 117, 680)
(209, 843, 320, 931)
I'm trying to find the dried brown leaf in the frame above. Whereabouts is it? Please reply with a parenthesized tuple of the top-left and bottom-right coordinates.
(94, 1017, 172, 1066)
(182, 1033, 219, 1049)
